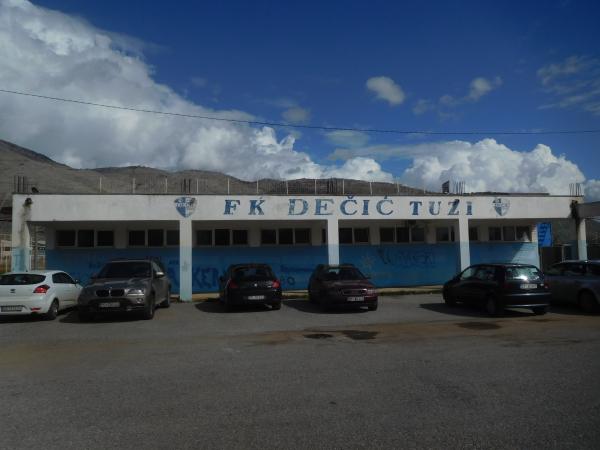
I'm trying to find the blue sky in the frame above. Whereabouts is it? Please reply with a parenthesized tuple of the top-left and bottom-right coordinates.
(2, 0, 599, 197)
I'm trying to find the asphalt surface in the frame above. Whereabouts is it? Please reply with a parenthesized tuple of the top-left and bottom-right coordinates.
(1, 295, 599, 450)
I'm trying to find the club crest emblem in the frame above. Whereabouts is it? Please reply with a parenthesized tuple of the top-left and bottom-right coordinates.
(174, 197, 197, 218)
(492, 197, 510, 216)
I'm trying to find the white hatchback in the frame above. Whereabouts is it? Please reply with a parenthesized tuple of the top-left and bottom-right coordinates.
(0, 271, 82, 320)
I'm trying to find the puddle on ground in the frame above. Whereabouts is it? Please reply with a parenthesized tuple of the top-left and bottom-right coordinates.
(304, 333, 333, 340)
(340, 330, 379, 340)
(457, 322, 501, 330)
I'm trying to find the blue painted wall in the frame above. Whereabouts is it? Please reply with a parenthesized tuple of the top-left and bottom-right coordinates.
(470, 242, 540, 267)
(47, 242, 539, 293)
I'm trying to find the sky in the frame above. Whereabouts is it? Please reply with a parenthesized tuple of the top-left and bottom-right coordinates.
(0, 0, 599, 199)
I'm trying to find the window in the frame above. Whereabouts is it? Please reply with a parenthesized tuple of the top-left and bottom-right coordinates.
(460, 266, 477, 280)
(339, 228, 353, 244)
(294, 228, 311, 245)
(564, 263, 585, 276)
(128, 230, 145, 246)
(148, 229, 164, 247)
(321, 228, 327, 244)
(353, 228, 370, 244)
(97, 230, 114, 247)
(197, 230, 212, 246)
(502, 226, 516, 242)
(411, 227, 425, 242)
(380, 227, 395, 243)
(232, 229, 248, 245)
(516, 226, 531, 242)
(166, 230, 179, 246)
(214, 229, 230, 246)
(396, 227, 409, 243)
(56, 230, 76, 247)
(436, 227, 452, 242)
(474, 266, 496, 281)
(77, 230, 94, 247)
(279, 228, 294, 245)
(261, 229, 277, 245)
(469, 227, 479, 241)
(488, 227, 502, 241)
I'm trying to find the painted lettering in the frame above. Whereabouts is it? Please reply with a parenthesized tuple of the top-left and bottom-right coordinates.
(362, 199, 370, 216)
(428, 201, 441, 215)
(448, 199, 460, 216)
(410, 201, 423, 216)
(249, 199, 265, 215)
(288, 199, 309, 215)
(340, 197, 358, 215)
(315, 199, 334, 215)
(224, 199, 241, 215)
(376, 198, 393, 215)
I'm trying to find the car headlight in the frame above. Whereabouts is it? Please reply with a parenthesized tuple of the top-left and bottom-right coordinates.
(126, 288, 145, 296)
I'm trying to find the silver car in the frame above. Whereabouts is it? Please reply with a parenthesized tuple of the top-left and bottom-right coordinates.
(77, 259, 171, 321)
(545, 260, 600, 313)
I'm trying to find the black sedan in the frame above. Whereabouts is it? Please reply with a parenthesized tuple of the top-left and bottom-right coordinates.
(218, 264, 282, 311)
(443, 263, 550, 316)
(308, 264, 378, 311)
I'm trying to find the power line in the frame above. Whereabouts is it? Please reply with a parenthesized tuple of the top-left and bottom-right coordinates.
(1, 87, 600, 136)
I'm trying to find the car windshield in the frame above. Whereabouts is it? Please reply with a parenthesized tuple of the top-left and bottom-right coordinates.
(0, 274, 46, 285)
(97, 262, 151, 278)
(232, 266, 274, 280)
(322, 267, 365, 281)
(505, 266, 542, 281)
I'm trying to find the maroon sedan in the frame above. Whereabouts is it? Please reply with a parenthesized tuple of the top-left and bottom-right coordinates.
(308, 264, 378, 311)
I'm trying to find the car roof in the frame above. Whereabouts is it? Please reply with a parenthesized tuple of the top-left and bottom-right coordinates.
(555, 260, 600, 264)
(107, 259, 153, 263)
(1, 270, 64, 276)
(228, 263, 271, 269)
(469, 263, 537, 268)
(317, 264, 357, 269)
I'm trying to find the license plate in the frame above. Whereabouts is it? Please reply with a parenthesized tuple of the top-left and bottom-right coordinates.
(347, 296, 364, 302)
(1, 305, 22, 312)
(520, 283, 537, 290)
(247, 295, 265, 300)
(99, 302, 120, 308)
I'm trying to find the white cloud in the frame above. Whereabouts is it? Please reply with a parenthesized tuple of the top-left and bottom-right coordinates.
(414, 76, 502, 116)
(366, 76, 405, 106)
(327, 139, 587, 195)
(538, 55, 600, 115)
(324, 130, 370, 148)
(584, 179, 600, 202)
(467, 76, 503, 101)
(0, 0, 391, 182)
(282, 106, 310, 124)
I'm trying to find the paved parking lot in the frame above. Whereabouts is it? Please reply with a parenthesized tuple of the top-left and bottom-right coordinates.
(1, 294, 599, 449)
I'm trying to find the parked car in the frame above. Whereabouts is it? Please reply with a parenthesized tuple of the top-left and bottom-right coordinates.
(443, 263, 550, 316)
(308, 264, 378, 311)
(0, 270, 82, 320)
(77, 259, 171, 321)
(218, 263, 282, 311)
(544, 260, 600, 313)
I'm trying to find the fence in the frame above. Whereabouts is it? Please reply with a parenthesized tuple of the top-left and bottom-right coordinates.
(6, 175, 430, 196)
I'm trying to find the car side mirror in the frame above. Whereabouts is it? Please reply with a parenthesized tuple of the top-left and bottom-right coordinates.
(155, 271, 165, 278)
(74, 279, 80, 285)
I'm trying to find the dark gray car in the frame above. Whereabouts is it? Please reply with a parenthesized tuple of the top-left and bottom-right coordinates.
(545, 260, 600, 313)
(77, 259, 171, 320)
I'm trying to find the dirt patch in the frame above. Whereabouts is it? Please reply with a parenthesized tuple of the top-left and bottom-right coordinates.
(340, 330, 379, 340)
(304, 333, 334, 340)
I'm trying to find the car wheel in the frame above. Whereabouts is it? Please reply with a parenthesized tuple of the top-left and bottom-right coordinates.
(271, 301, 282, 310)
(579, 291, 599, 313)
(162, 289, 171, 308)
(44, 299, 59, 320)
(368, 303, 378, 311)
(485, 296, 501, 317)
(142, 295, 155, 320)
(532, 306, 547, 315)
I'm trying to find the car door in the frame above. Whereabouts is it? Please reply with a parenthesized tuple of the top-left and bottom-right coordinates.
(470, 265, 497, 303)
(151, 262, 167, 301)
(544, 264, 566, 302)
(451, 266, 478, 302)
(56, 272, 80, 307)
(51, 273, 69, 307)
(561, 263, 587, 304)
